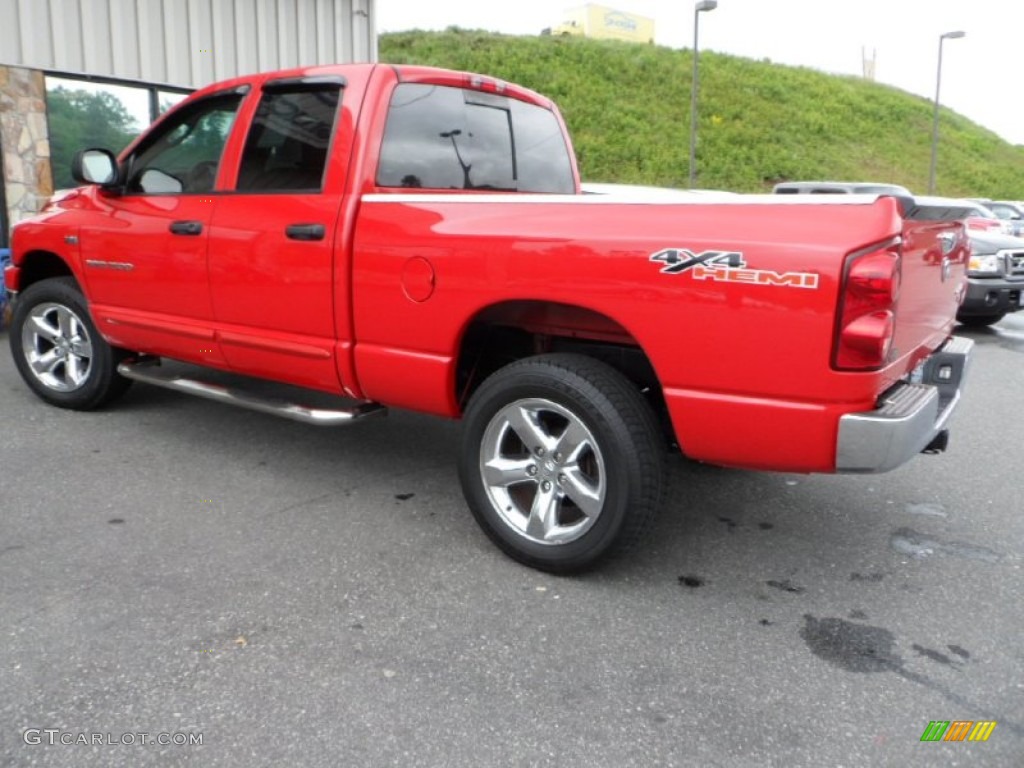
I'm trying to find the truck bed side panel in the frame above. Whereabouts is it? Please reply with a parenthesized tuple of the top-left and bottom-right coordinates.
(351, 196, 922, 471)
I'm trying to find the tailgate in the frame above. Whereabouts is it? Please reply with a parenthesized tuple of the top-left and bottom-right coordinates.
(891, 213, 968, 372)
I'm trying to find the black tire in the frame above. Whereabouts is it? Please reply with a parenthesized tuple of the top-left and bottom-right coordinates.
(9, 277, 133, 410)
(957, 313, 1005, 328)
(459, 353, 666, 573)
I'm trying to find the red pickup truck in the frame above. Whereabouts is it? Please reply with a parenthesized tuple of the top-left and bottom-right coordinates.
(4, 64, 973, 572)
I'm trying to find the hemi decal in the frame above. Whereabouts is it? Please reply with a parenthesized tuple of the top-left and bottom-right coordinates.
(649, 249, 819, 289)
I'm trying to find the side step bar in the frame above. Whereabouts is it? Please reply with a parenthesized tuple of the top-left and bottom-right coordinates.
(117, 360, 386, 426)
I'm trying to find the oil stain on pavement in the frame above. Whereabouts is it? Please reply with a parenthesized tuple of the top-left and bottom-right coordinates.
(800, 615, 898, 673)
(800, 614, 1024, 737)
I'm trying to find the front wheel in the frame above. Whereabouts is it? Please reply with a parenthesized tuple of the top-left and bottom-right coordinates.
(459, 354, 666, 573)
(9, 276, 132, 409)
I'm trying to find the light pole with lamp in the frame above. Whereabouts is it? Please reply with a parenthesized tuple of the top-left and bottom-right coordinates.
(688, 0, 718, 188)
(928, 30, 965, 194)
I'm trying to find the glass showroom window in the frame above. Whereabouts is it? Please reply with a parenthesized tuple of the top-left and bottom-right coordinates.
(45, 76, 150, 190)
(158, 90, 189, 115)
(44, 76, 190, 191)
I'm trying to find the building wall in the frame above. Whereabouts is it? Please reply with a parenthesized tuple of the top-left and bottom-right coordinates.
(0, 67, 53, 233)
(0, 0, 377, 87)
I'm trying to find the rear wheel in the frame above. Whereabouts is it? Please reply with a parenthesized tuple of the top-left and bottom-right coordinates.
(957, 313, 1005, 328)
(459, 353, 665, 573)
(9, 277, 132, 409)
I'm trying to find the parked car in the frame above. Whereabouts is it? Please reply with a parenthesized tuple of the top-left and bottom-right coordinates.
(771, 187, 1022, 328)
(911, 197, 1024, 327)
(978, 200, 1024, 238)
(959, 230, 1024, 326)
(958, 199, 1013, 235)
(772, 180, 912, 195)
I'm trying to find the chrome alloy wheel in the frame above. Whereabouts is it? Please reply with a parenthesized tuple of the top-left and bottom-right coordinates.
(479, 397, 606, 545)
(20, 302, 95, 392)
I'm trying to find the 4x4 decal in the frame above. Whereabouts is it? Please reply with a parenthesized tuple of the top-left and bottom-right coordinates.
(649, 249, 819, 289)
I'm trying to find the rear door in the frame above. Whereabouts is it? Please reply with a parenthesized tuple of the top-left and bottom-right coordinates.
(206, 77, 349, 393)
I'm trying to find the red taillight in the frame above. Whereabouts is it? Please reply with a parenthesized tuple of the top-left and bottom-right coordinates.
(834, 245, 901, 370)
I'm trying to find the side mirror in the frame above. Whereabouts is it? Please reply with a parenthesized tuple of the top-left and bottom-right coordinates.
(71, 148, 119, 186)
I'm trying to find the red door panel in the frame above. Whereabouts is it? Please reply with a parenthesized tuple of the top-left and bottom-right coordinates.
(207, 194, 342, 392)
(80, 196, 222, 364)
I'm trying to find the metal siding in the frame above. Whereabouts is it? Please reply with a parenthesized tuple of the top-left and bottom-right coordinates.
(315, 0, 335, 65)
(17, 0, 55, 66)
(0, 0, 23, 63)
(354, 0, 373, 62)
(210, 0, 238, 83)
(366, 0, 377, 61)
(233, 0, 260, 77)
(109, 0, 142, 80)
(255, 0, 278, 73)
(0, 0, 376, 85)
(295, 0, 318, 67)
(187, 0, 215, 86)
(336, 0, 351, 63)
(136, 0, 168, 82)
(162, 0, 191, 85)
(48, 0, 85, 72)
(81, 0, 115, 74)
(276, 0, 299, 70)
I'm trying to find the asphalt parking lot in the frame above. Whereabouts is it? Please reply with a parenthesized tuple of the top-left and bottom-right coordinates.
(1, 316, 1022, 767)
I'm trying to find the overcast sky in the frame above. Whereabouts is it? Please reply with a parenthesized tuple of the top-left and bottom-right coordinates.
(377, 0, 1024, 146)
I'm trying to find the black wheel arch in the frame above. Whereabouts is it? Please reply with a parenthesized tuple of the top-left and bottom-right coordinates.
(454, 300, 674, 447)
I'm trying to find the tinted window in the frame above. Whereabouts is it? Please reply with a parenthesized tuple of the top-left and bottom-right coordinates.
(126, 93, 242, 194)
(237, 86, 341, 192)
(906, 205, 978, 221)
(378, 84, 574, 193)
(987, 204, 1020, 219)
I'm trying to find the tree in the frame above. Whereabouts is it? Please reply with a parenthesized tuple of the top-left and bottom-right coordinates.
(46, 87, 141, 189)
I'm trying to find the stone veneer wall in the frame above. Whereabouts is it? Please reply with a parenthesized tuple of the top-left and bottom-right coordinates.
(0, 66, 53, 232)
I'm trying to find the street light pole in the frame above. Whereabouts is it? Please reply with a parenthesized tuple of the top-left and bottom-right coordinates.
(928, 30, 965, 194)
(688, 0, 717, 188)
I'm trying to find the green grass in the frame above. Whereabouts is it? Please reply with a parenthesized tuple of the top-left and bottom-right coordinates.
(380, 29, 1024, 197)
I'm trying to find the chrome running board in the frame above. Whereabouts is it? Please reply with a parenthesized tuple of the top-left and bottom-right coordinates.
(117, 360, 386, 426)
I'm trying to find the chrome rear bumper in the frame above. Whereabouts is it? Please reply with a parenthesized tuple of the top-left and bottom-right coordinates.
(836, 336, 973, 473)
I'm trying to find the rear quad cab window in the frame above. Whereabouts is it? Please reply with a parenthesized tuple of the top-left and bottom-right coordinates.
(236, 86, 341, 192)
(377, 83, 575, 193)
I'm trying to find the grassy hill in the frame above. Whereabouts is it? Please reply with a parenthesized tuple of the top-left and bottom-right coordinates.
(380, 29, 1024, 197)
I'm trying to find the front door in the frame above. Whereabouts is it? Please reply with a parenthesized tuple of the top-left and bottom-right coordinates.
(81, 91, 244, 364)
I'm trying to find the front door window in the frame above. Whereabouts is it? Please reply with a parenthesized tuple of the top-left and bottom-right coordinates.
(125, 92, 243, 195)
